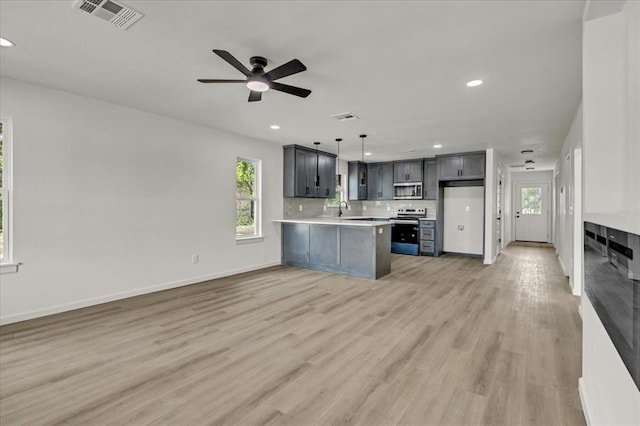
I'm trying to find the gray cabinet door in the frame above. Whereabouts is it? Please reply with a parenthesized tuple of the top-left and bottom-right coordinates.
(348, 161, 367, 200)
(424, 159, 437, 200)
(394, 160, 423, 182)
(407, 160, 423, 182)
(366, 162, 394, 200)
(437, 156, 462, 180)
(381, 162, 394, 199)
(294, 149, 311, 197)
(317, 153, 336, 198)
(461, 153, 485, 179)
(367, 163, 381, 200)
(393, 162, 407, 183)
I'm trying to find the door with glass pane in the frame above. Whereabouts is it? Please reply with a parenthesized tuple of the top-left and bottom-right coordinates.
(515, 183, 549, 242)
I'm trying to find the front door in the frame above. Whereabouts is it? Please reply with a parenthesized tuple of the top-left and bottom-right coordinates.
(515, 183, 549, 242)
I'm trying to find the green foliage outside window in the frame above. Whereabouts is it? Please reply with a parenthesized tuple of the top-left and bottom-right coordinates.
(521, 187, 542, 214)
(236, 160, 257, 236)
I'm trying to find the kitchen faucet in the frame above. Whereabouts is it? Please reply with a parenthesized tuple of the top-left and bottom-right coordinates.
(338, 201, 349, 217)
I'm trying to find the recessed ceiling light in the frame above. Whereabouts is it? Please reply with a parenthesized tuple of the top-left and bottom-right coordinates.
(521, 149, 534, 154)
(364, 152, 372, 156)
(433, 144, 442, 148)
(270, 125, 280, 130)
(0, 37, 15, 47)
(466, 79, 483, 87)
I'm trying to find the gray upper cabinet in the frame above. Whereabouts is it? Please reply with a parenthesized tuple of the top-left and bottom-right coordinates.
(348, 161, 368, 200)
(437, 152, 485, 180)
(367, 162, 394, 200)
(423, 158, 437, 200)
(461, 153, 485, 179)
(317, 153, 336, 198)
(283, 145, 336, 198)
(394, 160, 423, 183)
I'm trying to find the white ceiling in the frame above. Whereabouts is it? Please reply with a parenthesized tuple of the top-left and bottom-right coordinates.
(0, 0, 584, 169)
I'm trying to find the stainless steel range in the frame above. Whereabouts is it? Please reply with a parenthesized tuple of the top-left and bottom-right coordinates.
(390, 208, 427, 255)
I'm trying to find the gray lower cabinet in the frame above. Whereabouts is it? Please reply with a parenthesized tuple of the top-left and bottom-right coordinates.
(284, 145, 336, 198)
(281, 222, 391, 279)
(437, 152, 485, 180)
(348, 161, 368, 200)
(423, 158, 437, 200)
(419, 219, 437, 256)
(367, 162, 394, 200)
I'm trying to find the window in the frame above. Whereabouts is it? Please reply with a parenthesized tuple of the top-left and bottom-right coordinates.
(0, 119, 12, 264)
(521, 187, 542, 215)
(327, 177, 345, 207)
(236, 158, 261, 239)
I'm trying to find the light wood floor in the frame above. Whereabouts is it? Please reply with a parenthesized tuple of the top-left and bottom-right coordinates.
(0, 243, 584, 425)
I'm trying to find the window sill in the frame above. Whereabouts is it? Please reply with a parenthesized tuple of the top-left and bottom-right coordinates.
(1, 262, 21, 274)
(236, 236, 264, 245)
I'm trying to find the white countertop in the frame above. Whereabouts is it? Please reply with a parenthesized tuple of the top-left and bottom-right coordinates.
(274, 216, 391, 227)
(584, 212, 640, 235)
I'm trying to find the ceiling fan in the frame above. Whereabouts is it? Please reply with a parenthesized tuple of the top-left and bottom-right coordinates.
(197, 49, 312, 102)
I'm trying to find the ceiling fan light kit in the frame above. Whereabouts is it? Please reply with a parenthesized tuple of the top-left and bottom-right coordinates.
(197, 49, 311, 102)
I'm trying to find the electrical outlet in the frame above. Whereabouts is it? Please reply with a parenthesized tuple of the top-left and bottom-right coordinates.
(299, 204, 303, 212)
(363, 205, 367, 211)
(192, 254, 199, 264)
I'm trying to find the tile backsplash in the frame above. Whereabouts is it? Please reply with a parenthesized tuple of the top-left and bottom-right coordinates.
(283, 198, 436, 219)
(361, 200, 437, 219)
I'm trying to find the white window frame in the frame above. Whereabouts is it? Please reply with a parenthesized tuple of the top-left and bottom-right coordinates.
(235, 157, 262, 243)
(1, 118, 16, 272)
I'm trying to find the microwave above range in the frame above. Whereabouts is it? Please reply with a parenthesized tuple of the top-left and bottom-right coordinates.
(393, 182, 422, 199)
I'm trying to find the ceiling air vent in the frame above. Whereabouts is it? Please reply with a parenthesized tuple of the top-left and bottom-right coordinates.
(510, 164, 525, 168)
(331, 112, 360, 122)
(72, 0, 143, 30)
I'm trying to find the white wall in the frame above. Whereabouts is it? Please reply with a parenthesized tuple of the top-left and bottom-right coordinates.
(554, 102, 583, 295)
(483, 148, 505, 264)
(580, 1, 640, 424)
(0, 77, 283, 324)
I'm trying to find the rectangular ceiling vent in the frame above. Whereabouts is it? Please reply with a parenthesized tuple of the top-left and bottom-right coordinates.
(72, 0, 143, 30)
(331, 112, 360, 122)
(510, 164, 525, 168)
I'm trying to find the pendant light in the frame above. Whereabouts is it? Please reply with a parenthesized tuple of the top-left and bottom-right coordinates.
(313, 141, 321, 188)
(335, 138, 342, 186)
(359, 134, 367, 186)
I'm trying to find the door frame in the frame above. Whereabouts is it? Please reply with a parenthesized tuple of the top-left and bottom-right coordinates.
(512, 180, 551, 243)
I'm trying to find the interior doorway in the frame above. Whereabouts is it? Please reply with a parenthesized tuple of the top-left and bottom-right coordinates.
(515, 182, 549, 242)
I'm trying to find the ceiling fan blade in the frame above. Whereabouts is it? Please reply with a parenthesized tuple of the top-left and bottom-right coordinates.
(212, 49, 252, 77)
(248, 91, 262, 102)
(197, 79, 247, 83)
(263, 59, 307, 81)
(270, 82, 311, 98)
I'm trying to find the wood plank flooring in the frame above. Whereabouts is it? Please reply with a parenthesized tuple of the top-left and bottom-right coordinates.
(0, 243, 584, 425)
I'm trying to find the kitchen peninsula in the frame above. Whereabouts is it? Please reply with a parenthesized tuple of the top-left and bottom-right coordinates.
(274, 218, 391, 279)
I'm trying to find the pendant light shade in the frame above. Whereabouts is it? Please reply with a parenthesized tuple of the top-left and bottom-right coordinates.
(313, 141, 320, 188)
(360, 134, 367, 186)
(335, 138, 342, 186)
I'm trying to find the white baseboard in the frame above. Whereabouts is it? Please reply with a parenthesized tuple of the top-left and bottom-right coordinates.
(0, 261, 281, 325)
(579, 377, 593, 426)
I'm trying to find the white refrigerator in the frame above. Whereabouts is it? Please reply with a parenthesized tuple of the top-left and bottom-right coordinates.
(443, 186, 484, 255)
